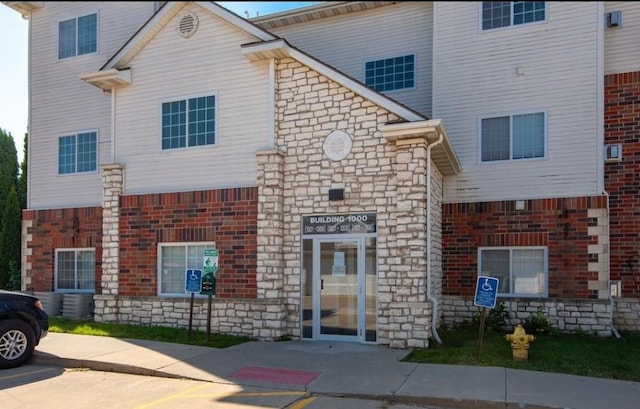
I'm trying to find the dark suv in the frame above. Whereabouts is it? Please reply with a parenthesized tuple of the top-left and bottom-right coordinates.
(0, 290, 49, 369)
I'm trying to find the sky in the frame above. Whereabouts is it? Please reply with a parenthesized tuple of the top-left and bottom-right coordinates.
(0, 2, 320, 164)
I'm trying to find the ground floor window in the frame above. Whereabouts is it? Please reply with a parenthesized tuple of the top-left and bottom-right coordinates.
(158, 242, 215, 296)
(479, 247, 547, 297)
(55, 248, 95, 292)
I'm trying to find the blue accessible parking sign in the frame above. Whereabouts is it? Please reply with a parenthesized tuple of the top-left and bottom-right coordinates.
(185, 269, 202, 293)
(474, 276, 499, 309)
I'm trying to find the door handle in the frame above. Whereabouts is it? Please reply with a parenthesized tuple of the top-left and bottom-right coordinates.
(321, 279, 324, 290)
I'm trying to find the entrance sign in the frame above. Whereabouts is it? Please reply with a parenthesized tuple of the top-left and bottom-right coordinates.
(303, 213, 376, 235)
(185, 269, 202, 293)
(474, 276, 499, 309)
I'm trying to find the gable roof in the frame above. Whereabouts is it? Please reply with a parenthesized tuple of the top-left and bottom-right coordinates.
(80, 1, 461, 175)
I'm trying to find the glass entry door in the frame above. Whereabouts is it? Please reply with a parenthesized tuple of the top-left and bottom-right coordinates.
(314, 238, 363, 341)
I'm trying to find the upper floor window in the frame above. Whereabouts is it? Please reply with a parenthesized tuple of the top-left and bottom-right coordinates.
(482, 2, 546, 31)
(58, 13, 98, 59)
(55, 248, 96, 292)
(480, 112, 545, 162)
(162, 95, 216, 150)
(364, 54, 415, 92)
(479, 247, 547, 297)
(158, 242, 216, 296)
(59, 131, 97, 174)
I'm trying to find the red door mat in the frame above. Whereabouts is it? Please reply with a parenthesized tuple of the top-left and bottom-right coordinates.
(229, 366, 320, 385)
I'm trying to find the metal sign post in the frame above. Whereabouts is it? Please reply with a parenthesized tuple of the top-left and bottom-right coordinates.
(202, 249, 218, 341)
(474, 276, 499, 359)
(185, 269, 202, 338)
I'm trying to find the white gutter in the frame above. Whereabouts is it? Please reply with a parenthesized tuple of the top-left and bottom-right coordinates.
(427, 132, 444, 345)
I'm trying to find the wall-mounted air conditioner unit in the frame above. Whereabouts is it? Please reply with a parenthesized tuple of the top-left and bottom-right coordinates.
(605, 144, 622, 161)
(606, 11, 622, 28)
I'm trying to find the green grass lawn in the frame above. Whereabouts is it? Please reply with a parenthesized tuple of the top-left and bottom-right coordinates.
(49, 317, 640, 382)
(403, 325, 640, 382)
(48, 316, 253, 349)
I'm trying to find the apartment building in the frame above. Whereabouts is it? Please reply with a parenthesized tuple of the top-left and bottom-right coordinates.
(3, 1, 639, 347)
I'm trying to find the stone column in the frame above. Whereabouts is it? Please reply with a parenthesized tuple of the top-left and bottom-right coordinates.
(95, 164, 124, 322)
(254, 150, 286, 339)
(386, 137, 432, 348)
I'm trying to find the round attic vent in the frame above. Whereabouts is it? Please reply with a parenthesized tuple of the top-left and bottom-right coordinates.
(177, 12, 198, 38)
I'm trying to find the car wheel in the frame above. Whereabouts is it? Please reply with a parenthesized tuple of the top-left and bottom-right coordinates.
(0, 319, 36, 369)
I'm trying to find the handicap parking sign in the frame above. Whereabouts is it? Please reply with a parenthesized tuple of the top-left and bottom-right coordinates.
(474, 276, 499, 309)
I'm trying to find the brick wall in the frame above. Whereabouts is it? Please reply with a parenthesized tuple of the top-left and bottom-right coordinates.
(442, 196, 608, 299)
(605, 71, 640, 299)
(118, 188, 258, 298)
(22, 207, 102, 292)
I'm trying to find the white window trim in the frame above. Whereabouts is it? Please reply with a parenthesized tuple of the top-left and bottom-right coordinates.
(158, 92, 219, 152)
(56, 10, 100, 61)
(478, 2, 548, 33)
(478, 246, 549, 298)
(477, 110, 548, 164)
(57, 129, 100, 176)
(362, 53, 417, 93)
(54, 248, 96, 293)
(157, 242, 217, 297)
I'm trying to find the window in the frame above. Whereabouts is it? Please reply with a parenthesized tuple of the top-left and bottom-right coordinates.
(479, 247, 547, 297)
(59, 13, 97, 59)
(162, 95, 216, 150)
(158, 243, 216, 296)
(58, 131, 97, 174)
(364, 55, 415, 92)
(55, 249, 95, 292)
(480, 112, 545, 162)
(482, 2, 546, 30)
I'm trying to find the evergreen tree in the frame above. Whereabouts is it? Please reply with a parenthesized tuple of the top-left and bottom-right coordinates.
(0, 187, 21, 289)
(0, 128, 19, 223)
(17, 133, 28, 209)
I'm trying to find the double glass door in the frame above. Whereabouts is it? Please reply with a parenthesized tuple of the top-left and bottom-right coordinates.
(302, 237, 376, 343)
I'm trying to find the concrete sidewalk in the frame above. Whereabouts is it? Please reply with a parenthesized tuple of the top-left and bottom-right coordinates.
(32, 332, 640, 409)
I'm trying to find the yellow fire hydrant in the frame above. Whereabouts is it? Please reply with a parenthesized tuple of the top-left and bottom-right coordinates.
(504, 324, 535, 361)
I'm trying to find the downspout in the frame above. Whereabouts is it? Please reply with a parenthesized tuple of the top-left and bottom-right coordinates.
(426, 133, 444, 345)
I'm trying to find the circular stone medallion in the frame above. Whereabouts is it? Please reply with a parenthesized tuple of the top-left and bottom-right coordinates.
(323, 130, 352, 161)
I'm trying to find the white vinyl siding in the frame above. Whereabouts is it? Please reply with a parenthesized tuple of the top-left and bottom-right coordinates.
(28, 2, 157, 209)
(267, 2, 433, 117)
(604, 2, 640, 75)
(433, 2, 602, 203)
(114, 4, 270, 194)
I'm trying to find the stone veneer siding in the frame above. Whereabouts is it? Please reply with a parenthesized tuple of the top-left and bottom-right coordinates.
(440, 196, 618, 334)
(604, 71, 640, 331)
(274, 58, 443, 347)
(21, 207, 102, 292)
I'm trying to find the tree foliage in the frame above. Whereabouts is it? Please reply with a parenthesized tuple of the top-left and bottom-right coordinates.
(17, 133, 28, 209)
(0, 128, 19, 222)
(0, 129, 21, 289)
(0, 187, 21, 289)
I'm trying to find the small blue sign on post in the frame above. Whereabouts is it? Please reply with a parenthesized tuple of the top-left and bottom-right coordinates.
(185, 269, 202, 293)
(474, 275, 499, 309)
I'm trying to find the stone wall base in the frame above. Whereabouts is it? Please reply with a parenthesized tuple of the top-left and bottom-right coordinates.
(93, 295, 287, 341)
(380, 301, 433, 348)
(441, 295, 629, 337)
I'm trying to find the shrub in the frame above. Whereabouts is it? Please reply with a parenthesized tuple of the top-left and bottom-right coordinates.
(473, 300, 511, 331)
(523, 307, 555, 335)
